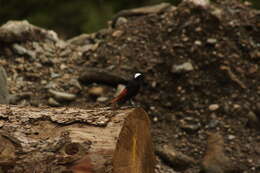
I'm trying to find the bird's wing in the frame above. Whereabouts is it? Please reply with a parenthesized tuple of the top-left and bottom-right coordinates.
(109, 88, 128, 104)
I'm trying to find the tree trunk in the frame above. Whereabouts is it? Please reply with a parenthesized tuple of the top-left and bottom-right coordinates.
(0, 105, 155, 173)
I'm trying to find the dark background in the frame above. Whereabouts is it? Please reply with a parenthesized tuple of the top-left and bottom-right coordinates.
(0, 0, 259, 39)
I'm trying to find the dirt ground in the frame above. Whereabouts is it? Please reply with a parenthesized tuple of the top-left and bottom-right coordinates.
(0, 0, 259, 172)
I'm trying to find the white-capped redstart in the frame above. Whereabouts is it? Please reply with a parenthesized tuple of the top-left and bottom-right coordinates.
(109, 73, 144, 106)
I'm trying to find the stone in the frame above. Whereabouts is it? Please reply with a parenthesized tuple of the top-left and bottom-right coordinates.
(48, 97, 61, 107)
(179, 117, 201, 133)
(228, 135, 236, 140)
(246, 111, 259, 129)
(208, 104, 220, 111)
(112, 30, 124, 37)
(207, 38, 217, 44)
(67, 33, 91, 46)
(115, 17, 128, 26)
(97, 96, 108, 102)
(171, 62, 194, 74)
(12, 44, 36, 58)
(88, 87, 104, 97)
(155, 144, 195, 171)
(48, 89, 76, 102)
(201, 132, 239, 173)
(194, 40, 202, 46)
(0, 66, 9, 104)
(0, 20, 58, 42)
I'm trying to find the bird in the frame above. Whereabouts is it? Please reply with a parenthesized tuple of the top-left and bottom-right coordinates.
(109, 73, 144, 106)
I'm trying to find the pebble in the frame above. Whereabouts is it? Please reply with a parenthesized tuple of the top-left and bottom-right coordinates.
(228, 135, 236, 140)
(112, 30, 124, 37)
(207, 119, 219, 128)
(12, 44, 36, 59)
(179, 118, 201, 133)
(50, 72, 60, 78)
(48, 97, 61, 106)
(194, 40, 202, 46)
(48, 89, 76, 102)
(246, 111, 259, 129)
(97, 96, 108, 102)
(153, 117, 158, 122)
(88, 87, 104, 97)
(171, 62, 194, 74)
(208, 104, 220, 111)
(155, 144, 195, 171)
(207, 38, 217, 44)
(115, 17, 128, 26)
(0, 120, 4, 128)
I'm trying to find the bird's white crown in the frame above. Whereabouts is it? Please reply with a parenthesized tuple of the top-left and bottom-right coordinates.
(134, 73, 142, 78)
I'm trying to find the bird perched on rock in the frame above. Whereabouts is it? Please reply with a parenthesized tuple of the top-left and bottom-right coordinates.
(109, 73, 144, 106)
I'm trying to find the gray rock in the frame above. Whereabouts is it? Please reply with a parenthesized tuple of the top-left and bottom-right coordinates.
(207, 38, 217, 44)
(97, 96, 108, 102)
(201, 132, 240, 173)
(48, 89, 76, 102)
(67, 33, 91, 46)
(13, 44, 36, 58)
(179, 117, 201, 133)
(171, 62, 194, 74)
(155, 144, 195, 171)
(48, 97, 61, 107)
(115, 17, 128, 26)
(246, 111, 259, 129)
(0, 20, 59, 42)
(0, 66, 9, 104)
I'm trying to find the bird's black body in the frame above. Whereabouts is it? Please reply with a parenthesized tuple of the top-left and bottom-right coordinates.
(110, 73, 144, 105)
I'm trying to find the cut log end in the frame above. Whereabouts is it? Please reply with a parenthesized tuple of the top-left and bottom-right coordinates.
(0, 105, 155, 173)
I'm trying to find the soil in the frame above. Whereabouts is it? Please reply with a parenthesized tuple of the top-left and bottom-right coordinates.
(0, 0, 259, 172)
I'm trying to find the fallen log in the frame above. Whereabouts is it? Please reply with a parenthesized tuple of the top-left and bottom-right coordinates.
(0, 105, 155, 173)
(78, 68, 128, 87)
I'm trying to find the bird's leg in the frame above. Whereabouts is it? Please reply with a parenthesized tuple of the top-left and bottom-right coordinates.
(130, 99, 136, 107)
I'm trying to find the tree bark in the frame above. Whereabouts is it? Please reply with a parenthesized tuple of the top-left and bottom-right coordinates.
(0, 105, 155, 173)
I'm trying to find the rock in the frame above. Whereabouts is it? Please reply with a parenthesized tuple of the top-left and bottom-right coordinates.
(67, 33, 91, 45)
(155, 144, 195, 171)
(8, 92, 31, 104)
(12, 44, 36, 58)
(112, 30, 124, 37)
(88, 87, 104, 97)
(153, 116, 158, 122)
(0, 20, 58, 42)
(48, 89, 76, 102)
(245, 111, 259, 129)
(207, 38, 217, 44)
(255, 102, 260, 117)
(207, 119, 219, 129)
(179, 117, 201, 133)
(255, 143, 260, 155)
(201, 132, 239, 173)
(50, 72, 60, 78)
(171, 62, 194, 74)
(48, 97, 61, 107)
(228, 135, 236, 140)
(115, 17, 128, 26)
(208, 104, 220, 111)
(184, 0, 210, 7)
(0, 66, 9, 104)
(194, 40, 202, 46)
(0, 120, 4, 128)
(97, 96, 108, 102)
